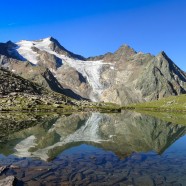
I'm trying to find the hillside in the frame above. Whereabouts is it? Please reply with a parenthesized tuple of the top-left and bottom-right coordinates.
(130, 94, 186, 112)
(0, 67, 42, 95)
(0, 68, 120, 112)
(0, 67, 75, 111)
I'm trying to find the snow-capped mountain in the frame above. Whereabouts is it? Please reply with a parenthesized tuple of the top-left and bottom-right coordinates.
(0, 37, 186, 105)
(12, 37, 109, 101)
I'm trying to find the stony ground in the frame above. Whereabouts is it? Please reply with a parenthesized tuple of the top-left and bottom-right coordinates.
(0, 149, 185, 186)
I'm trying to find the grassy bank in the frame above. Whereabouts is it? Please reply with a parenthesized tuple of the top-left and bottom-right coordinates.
(127, 94, 186, 112)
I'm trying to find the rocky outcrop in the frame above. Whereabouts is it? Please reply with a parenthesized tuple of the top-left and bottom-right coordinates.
(136, 52, 186, 100)
(0, 68, 42, 95)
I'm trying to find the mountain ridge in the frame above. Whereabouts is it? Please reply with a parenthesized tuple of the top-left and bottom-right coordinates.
(0, 37, 186, 105)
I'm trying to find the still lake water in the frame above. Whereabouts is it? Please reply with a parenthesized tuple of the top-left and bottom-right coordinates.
(0, 111, 186, 186)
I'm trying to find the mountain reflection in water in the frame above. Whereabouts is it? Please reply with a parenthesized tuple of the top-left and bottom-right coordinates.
(0, 111, 186, 185)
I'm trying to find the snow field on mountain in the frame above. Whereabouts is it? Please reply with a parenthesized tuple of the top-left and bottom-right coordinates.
(16, 40, 39, 65)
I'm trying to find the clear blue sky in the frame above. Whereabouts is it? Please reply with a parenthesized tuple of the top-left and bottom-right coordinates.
(0, 0, 185, 70)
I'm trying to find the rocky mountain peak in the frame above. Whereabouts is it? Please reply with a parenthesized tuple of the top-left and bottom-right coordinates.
(47, 36, 59, 43)
(46, 37, 85, 60)
(157, 51, 170, 59)
(116, 44, 137, 57)
(156, 51, 178, 70)
(118, 44, 136, 53)
(159, 50, 167, 56)
(6, 40, 17, 48)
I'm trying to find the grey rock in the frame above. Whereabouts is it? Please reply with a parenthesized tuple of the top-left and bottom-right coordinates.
(0, 166, 7, 174)
(0, 67, 42, 96)
(0, 176, 16, 186)
(134, 175, 154, 186)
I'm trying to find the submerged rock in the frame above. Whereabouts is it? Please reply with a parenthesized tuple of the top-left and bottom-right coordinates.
(0, 176, 16, 186)
(0, 166, 7, 174)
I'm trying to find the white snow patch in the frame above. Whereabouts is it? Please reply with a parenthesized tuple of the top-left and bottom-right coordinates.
(16, 40, 39, 65)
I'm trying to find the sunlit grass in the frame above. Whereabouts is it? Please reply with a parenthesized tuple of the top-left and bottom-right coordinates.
(129, 94, 186, 112)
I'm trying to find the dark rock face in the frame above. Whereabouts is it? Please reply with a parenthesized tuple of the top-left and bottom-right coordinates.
(48, 37, 85, 60)
(0, 68, 42, 95)
(42, 68, 86, 100)
(0, 41, 16, 57)
(0, 41, 23, 61)
(0, 37, 186, 104)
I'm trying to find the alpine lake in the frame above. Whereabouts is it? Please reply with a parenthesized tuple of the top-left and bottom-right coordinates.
(0, 110, 186, 186)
